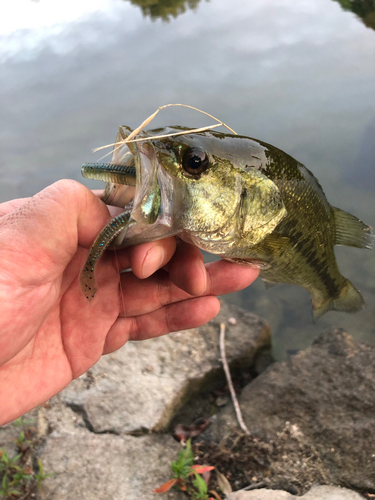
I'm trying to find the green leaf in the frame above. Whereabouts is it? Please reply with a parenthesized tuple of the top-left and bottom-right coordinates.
(8, 489, 22, 496)
(17, 430, 25, 443)
(12, 418, 23, 427)
(38, 457, 44, 475)
(171, 439, 194, 479)
(192, 472, 208, 498)
(10, 453, 23, 464)
(10, 464, 24, 472)
(22, 418, 36, 425)
(2, 473, 8, 489)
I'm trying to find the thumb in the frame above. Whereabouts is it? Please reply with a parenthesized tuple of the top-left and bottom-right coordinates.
(0, 179, 111, 285)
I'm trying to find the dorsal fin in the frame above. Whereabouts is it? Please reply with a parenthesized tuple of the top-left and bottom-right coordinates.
(333, 207, 374, 249)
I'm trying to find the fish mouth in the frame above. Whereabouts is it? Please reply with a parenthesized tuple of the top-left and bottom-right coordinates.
(128, 140, 163, 226)
(79, 136, 172, 301)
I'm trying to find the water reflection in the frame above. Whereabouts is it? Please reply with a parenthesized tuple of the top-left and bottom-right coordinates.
(343, 117, 375, 191)
(127, 0, 203, 21)
(333, 0, 375, 30)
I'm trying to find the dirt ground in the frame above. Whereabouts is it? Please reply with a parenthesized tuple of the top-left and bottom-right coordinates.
(192, 428, 374, 499)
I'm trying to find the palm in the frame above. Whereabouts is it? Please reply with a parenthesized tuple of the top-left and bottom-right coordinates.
(0, 181, 259, 425)
(0, 215, 120, 415)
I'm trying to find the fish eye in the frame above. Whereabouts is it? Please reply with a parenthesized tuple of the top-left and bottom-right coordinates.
(182, 148, 209, 175)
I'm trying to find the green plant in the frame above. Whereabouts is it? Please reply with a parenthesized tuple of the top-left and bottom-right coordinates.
(153, 439, 221, 500)
(0, 449, 32, 498)
(35, 458, 54, 492)
(12, 418, 35, 453)
(0, 418, 53, 499)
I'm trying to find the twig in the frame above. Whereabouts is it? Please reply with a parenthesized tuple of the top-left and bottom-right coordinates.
(219, 323, 250, 435)
(93, 103, 237, 153)
(243, 481, 266, 491)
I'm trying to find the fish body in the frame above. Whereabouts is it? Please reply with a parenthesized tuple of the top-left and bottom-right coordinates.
(81, 126, 373, 320)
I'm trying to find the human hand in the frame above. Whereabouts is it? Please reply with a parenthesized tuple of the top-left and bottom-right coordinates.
(0, 180, 259, 425)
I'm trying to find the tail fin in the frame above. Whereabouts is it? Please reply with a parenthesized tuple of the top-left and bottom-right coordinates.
(312, 279, 365, 322)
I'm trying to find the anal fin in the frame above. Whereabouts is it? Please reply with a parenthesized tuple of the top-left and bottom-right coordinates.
(312, 278, 365, 322)
(333, 206, 374, 249)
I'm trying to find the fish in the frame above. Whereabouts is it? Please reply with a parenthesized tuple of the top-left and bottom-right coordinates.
(80, 126, 374, 321)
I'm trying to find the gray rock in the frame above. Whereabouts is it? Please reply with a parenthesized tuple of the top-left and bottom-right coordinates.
(227, 490, 292, 500)
(61, 300, 270, 434)
(227, 485, 365, 500)
(37, 394, 87, 435)
(302, 486, 365, 500)
(39, 429, 185, 500)
(210, 329, 375, 492)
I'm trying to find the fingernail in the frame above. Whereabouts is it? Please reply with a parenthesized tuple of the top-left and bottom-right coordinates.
(198, 260, 207, 295)
(142, 246, 165, 278)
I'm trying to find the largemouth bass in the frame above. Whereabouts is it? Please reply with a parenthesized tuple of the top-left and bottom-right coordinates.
(81, 126, 374, 321)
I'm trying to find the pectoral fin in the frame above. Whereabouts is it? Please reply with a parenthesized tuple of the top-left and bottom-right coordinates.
(333, 206, 374, 249)
(262, 279, 278, 290)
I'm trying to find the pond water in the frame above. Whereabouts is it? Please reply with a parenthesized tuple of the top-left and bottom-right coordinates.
(1, 0, 374, 359)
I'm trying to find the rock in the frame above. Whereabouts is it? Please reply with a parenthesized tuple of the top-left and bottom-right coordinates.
(209, 329, 375, 492)
(227, 490, 292, 500)
(227, 485, 365, 500)
(39, 429, 185, 500)
(61, 300, 270, 434)
(302, 486, 365, 500)
(36, 395, 87, 435)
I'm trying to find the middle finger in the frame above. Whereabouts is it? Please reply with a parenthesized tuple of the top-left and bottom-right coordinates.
(118, 269, 193, 317)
